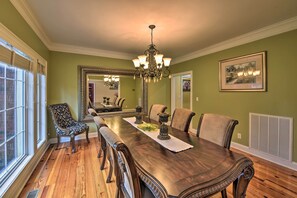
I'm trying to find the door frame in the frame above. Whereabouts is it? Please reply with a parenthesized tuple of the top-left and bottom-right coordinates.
(171, 70, 193, 115)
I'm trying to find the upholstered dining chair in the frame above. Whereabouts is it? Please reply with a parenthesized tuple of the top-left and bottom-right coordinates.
(48, 103, 90, 153)
(115, 97, 122, 106)
(196, 113, 239, 198)
(170, 108, 195, 132)
(148, 104, 167, 122)
(100, 126, 155, 198)
(118, 98, 125, 108)
(196, 113, 239, 149)
(93, 116, 114, 183)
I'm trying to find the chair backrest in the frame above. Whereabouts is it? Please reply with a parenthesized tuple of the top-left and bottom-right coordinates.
(48, 103, 75, 128)
(88, 108, 97, 117)
(119, 98, 125, 108)
(100, 126, 142, 198)
(148, 104, 167, 122)
(93, 116, 108, 130)
(115, 97, 122, 106)
(197, 113, 239, 149)
(170, 108, 195, 132)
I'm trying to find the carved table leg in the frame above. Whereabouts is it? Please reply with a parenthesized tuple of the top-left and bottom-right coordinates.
(233, 165, 254, 198)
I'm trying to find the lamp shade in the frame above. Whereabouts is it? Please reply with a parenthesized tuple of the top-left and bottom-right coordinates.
(132, 59, 140, 68)
(138, 55, 147, 65)
(163, 58, 172, 67)
(154, 54, 164, 64)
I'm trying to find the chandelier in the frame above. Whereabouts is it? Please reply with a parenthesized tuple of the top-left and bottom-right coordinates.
(103, 75, 119, 88)
(132, 25, 172, 83)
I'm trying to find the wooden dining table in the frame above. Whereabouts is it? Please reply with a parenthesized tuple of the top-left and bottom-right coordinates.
(94, 102, 121, 112)
(103, 115, 254, 198)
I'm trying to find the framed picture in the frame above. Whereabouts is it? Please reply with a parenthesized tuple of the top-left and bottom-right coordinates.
(183, 79, 191, 92)
(219, 51, 266, 91)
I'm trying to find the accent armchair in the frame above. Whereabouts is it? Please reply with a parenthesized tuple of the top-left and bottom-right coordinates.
(48, 103, 90, 153)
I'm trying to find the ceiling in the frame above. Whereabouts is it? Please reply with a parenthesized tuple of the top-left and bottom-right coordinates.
(12, 0, 297, 63)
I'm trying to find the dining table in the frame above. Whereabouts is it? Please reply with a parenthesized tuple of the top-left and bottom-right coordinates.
(94, 102, 121, 112)
(102, 115, 254, 198)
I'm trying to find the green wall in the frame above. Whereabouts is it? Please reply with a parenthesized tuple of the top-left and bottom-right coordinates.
(148, 79, 171, 114)
(0, 0, 49, 60)
(171, 29, 297, 161)
(47, 51, 135, 136)
(119, 77, 138, 109)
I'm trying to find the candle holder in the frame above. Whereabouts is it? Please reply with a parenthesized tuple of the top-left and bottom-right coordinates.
(103, 97, 107, 104)
(135, 106, 143, 124)
(157, 113, 170, 140)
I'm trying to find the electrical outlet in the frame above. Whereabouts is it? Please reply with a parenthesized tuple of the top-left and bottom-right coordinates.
(237, 133, 241, 139)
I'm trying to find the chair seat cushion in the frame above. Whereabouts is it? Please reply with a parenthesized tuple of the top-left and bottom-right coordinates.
(56, 122, 89, 136)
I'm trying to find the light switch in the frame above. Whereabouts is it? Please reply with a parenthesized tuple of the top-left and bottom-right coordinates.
(196, 97, 199, 102)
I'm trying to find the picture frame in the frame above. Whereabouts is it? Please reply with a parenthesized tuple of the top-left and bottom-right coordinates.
(183, 79, 191, 92)
(219, 51, 266, 91)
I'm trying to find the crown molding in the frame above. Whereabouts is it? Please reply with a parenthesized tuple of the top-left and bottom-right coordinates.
(10, 0, 297, 62)
(173, 16, 297, 64)
(50, 43, 135, 60)
(10, 0, 135, 60)
(10, 0, 52, 47)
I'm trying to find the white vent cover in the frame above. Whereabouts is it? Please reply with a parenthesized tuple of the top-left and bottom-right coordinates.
(249, 113, 293, 161)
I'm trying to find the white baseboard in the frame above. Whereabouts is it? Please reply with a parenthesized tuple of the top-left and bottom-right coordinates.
(48, 131, 98, 144)
(231, 142, 297, 171)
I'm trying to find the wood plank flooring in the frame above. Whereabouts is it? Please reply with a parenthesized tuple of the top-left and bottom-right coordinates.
(19, 137, 297, 198)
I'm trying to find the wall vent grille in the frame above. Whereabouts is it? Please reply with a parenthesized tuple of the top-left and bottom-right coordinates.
(249, 113, 293, 161)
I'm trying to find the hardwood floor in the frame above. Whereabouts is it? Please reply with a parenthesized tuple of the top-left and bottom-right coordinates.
(19, 137, 297, 198)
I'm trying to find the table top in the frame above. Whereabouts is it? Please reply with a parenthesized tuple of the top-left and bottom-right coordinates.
(103, 116, 253, 197)
(94, 102, 121, 111)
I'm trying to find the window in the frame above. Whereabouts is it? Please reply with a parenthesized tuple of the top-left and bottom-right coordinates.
(36, 62, 46, 145)
(0, 40, 32, 186)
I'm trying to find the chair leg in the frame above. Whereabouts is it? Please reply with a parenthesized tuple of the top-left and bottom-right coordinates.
(86, 127, 90, 143)
(100, 139, 107, 170)
(106, 148, 113, 183)
(56, 134, 60, 150)
(71, 135, 76, 153)
(97, 148, 102, 158)
(97, 131, 102, 158)
(221, 189, 227, 198)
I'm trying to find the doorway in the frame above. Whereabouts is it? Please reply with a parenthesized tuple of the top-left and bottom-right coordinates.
(171, 71, 193, 115)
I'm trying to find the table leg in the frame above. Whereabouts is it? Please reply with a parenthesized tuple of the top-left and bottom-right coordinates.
(233, 165, 254, 198)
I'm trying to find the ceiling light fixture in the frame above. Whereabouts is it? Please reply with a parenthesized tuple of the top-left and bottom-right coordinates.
(132, 25, 172, 83)
(103, 75, 119, 88)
